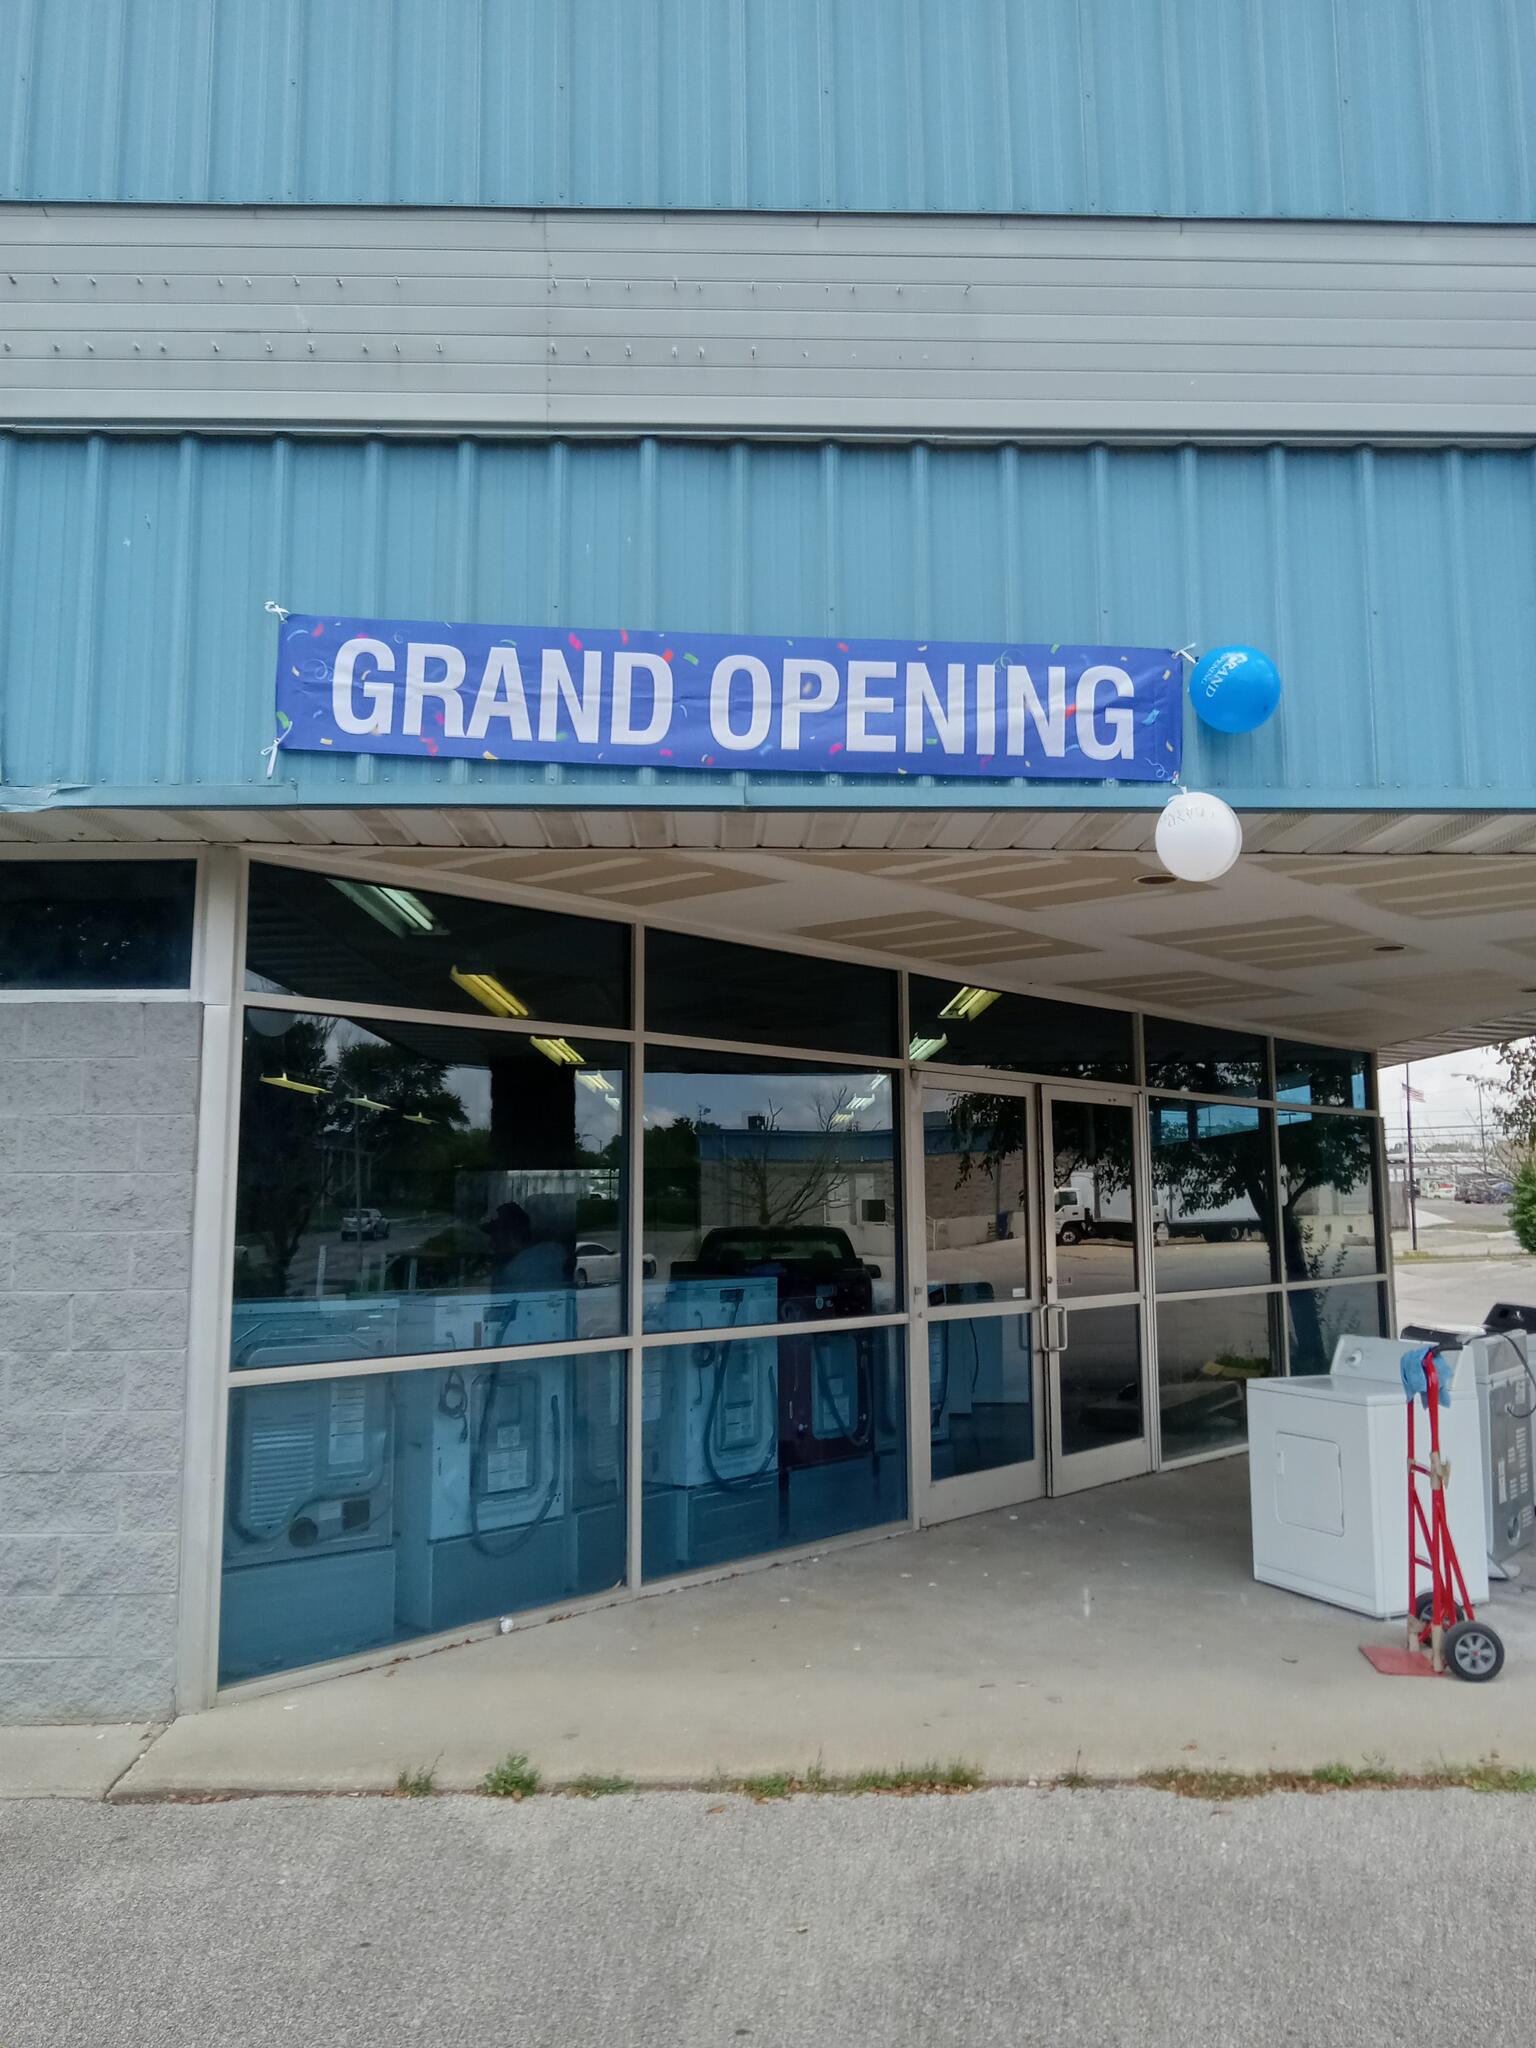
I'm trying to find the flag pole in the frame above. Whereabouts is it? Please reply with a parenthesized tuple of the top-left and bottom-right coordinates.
(1404, 1064, 1419, 1253)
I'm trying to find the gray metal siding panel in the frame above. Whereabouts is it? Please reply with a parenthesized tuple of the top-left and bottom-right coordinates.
(6, 206, 1536, 441)
(3, 0, 1536, 224)
(3, 434, 1535, 813)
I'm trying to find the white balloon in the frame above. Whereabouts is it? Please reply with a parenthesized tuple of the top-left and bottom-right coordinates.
(1154, 790, 1243, 882)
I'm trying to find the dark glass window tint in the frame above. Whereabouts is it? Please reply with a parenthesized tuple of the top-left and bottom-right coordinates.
(0, 860, 195, 989)
(245, 862, 629, 1027)
(1144, 1015, 1266, 1098)
(1277, 1111, 1381, 1282)
(908, 979, 1133, 1083)
(1150, 1101, 1276, 1293)
(645, 929, 898, 1058)
(1276, 1040, 1371, 1110)
(232, 1010, 626, 1369)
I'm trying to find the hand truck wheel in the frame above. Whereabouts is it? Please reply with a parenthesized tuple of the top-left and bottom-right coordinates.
(1443, 1619, 1504, 1682)
(1414, 1589, 1464, 1627)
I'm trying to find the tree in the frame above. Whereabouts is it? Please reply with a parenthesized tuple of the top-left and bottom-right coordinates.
(726, 1088, 859, 1226)
(1494, 1038, 1536, 1159)
(235, 1015, 334, 1295)
(1512, 1162, 1536, 1258)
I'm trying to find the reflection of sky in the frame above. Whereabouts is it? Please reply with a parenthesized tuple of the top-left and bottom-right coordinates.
(644, 1069, 892, 1132)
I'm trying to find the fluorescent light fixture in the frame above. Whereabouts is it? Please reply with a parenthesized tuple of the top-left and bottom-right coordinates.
(345, 1094, 391, 1113)
(329, 876, 442, 936)
(846, 1092, 877, 1111)
(402, 1112, 434, 1126)
(531, 1036, 585, 1066)
(937, 985, 1001, 1022)
(451, 966, 531, 1019)
(576, 1070, 619, 1098)
(829, 1111, 853, 1126)
(260, 1071, 326, 1096)
(908, 1034, 949, 1062)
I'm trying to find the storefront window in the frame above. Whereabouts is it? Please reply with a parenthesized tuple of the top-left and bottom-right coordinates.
(642, 1050, 898, 1332)
(645, 929, 898, 1057)
(1156, 1293, 1280, 1460)
(1149, 1101, 1276, 1292)
(922, 1085, 1031, 1305)
(1286, 1283, 1389, 1376)
(231, 1011, 626, 1369)
(245, 860, 629, 1027)
(1143, 1015, 1266, 1098)
(641, 1327, 906, 1577)
(219, 1353, 625, 1682)
(907, 979, 1133, 1082)
(929, 1312, 1034, 1479)
(1277, 1111, 1381, 1282)
(0, 859, 195, 988)
(1276, 1040, 1372, 1110)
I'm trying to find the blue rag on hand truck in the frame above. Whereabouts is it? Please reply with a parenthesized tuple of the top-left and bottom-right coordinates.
(1400, 1344, 1451, 1408)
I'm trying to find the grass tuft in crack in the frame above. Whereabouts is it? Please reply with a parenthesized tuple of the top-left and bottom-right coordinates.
(563, 1775, 637, 1798)
(480, 1752, 540, 1799)
(394, 1764, 437, 1798)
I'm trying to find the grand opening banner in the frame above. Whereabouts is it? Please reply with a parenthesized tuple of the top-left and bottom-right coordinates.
(273, 615, 1182, 782)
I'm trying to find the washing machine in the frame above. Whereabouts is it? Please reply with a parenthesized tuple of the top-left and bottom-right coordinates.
(1248, 1335, 1488, 1618)
(219, 1375, 397, 1679)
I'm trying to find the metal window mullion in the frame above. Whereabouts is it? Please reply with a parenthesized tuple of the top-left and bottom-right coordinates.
(232, 1328, 632, 1389)
(1271, 1095, 1289, 1371)
(241, 987, 639, 1046)
(625, 921, 646, 1591)
(642, 1027, 900, 1071)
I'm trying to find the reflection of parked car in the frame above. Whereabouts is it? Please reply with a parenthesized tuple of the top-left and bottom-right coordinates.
(573, 1240, 657, 1287)
(341, 1207, 390, 1241)
(672, 1226, 880, 1319)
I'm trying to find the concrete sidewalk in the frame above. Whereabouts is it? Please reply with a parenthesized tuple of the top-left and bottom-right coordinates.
(11, 1455, 1527, 1801)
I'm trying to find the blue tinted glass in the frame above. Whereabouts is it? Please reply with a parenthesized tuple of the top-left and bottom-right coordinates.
(1286, 1283, 1388, 1376)
(232, 1011, 626, 1368)
(1156, 1291, 1279, 1460)
(1150, 1099, 1275, 1292)
(646, 928, 897, 1057)
(0, 859, 195, 988)
(641, 1327, 906, 1577)
(929, 1312, 1034, 1479)
(219, 1354, 625, 1683)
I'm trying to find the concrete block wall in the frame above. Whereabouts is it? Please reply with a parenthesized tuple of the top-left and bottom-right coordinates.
(0, 1001, 201, 1723)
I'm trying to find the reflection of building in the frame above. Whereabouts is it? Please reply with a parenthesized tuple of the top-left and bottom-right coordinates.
(6, 6, 1535, 1724)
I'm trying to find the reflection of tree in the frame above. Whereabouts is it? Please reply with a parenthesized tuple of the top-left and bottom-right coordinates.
(945, 1094, 1132, 1204)
(236, 1024, 467, 1298)
(236, 1018, 333, 1296)
(727, 1088, 859, 1226)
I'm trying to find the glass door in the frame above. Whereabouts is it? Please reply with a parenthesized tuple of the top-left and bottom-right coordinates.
(1041, 1088, 1153, 1495)
(912, 1075, 1043, 1522)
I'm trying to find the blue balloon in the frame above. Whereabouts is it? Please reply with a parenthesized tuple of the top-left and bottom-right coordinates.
(1189, 644, 1282, 734)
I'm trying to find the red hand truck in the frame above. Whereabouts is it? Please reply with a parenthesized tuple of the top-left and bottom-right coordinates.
(1407, 1350, 1504, 1681)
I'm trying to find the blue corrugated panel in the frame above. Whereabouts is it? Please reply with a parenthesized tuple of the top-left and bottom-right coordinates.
(2, 0, 1534, 222)
(1, 434, 1532, 813)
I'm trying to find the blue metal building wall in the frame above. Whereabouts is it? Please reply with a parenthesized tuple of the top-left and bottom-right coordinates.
(3, 0, 1534, 224)
(2, 433, 1532, 813)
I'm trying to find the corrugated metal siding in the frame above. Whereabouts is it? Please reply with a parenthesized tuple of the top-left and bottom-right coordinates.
(2, 434, 1534, 813)
(9, 204, 1536, 441)
(2, 0, 1534, 223)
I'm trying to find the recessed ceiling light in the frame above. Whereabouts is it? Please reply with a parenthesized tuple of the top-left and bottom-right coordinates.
(1136, 873, 1178, 886)
(1373, 943, 1406, 954)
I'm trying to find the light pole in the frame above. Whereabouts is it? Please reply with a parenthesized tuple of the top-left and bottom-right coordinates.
(1457, 1072, 1493, 1179)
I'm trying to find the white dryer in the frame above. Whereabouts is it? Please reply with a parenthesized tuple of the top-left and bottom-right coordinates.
(1248, 1337, 1488, 1618)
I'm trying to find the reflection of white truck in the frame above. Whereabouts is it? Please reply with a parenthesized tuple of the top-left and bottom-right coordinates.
(1160, 1189, 1264, 1243)
(1054, 1181, 1168, 1245)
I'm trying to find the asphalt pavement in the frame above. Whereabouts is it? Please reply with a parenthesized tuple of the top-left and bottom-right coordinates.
(4, 1790, 1533, 2046)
